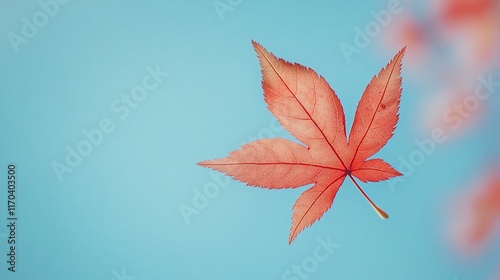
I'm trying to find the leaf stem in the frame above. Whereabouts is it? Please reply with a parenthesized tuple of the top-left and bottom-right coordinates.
(347, 174, 389, 219)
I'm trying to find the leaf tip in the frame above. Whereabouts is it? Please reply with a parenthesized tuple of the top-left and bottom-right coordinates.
(251, 40, 263, 52)
(197, 160, 213, 168)
(397, 46, 407, 63)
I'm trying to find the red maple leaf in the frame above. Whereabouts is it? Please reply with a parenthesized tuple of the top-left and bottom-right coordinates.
(199, 41, 405, 243)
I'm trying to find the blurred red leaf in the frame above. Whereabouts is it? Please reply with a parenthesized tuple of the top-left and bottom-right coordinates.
(466, 174, 500, 247)
(451, 170, 500, 254)
(440, 0, 494, 24)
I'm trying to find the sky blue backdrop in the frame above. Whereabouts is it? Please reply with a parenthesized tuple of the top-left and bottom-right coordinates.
(0, 1, 497, 279)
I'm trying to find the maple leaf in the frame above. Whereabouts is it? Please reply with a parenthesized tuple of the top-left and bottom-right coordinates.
(199, 41, 405, 243)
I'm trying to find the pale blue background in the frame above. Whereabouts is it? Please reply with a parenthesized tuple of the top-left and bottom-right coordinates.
(0, 0, 498, 279)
